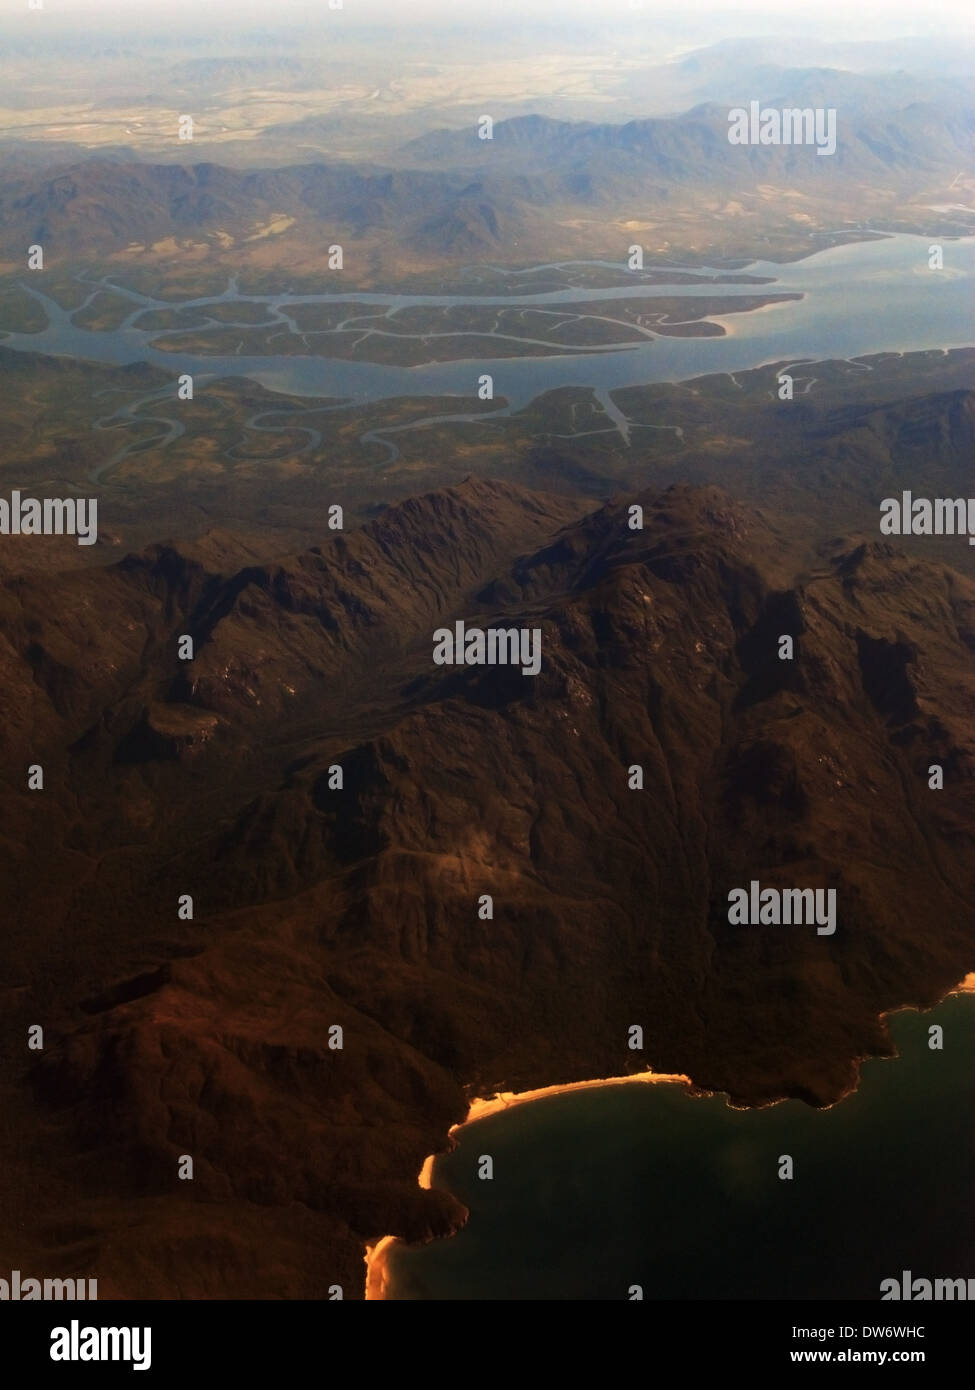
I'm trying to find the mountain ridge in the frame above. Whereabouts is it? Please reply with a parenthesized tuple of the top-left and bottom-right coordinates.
(1, 468, 972, 1298)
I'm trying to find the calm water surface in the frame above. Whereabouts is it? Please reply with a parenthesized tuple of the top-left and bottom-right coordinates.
(388, 996, 975, 1300)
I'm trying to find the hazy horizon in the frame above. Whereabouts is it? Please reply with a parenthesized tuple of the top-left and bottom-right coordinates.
(1, 0, 973, 42)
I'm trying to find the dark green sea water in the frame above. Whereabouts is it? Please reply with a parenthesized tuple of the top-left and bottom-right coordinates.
(387, 995, 975, 1300)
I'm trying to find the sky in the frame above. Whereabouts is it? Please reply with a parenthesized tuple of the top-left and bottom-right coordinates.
(1, 0, 973, 28)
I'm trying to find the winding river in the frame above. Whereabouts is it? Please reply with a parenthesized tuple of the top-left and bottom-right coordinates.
(2, 232, 974, 477)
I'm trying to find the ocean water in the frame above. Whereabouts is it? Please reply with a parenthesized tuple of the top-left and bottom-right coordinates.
(387, 994, 975, 1300)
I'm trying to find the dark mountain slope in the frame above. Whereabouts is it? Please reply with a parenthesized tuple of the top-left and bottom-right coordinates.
(0, 471, 972, 1298)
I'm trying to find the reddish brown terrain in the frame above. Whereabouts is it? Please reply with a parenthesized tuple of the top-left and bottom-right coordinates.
(1, 451, 973, 1297)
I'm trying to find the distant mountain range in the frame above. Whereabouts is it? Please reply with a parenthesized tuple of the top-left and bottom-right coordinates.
(0, 87, 971, 264)
(399, 100, 975, 180)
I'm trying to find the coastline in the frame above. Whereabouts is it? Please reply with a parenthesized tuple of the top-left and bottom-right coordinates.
(363, 973, 975, 1300)
(363, 1066, 692, 1300)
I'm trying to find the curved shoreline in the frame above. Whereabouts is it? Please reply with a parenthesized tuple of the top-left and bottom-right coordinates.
(363, 1067, 692, 1300)
(363, 974, 975, 1301)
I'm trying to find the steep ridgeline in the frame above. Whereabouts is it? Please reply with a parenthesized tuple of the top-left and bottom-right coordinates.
(0, 476, 973, 1298)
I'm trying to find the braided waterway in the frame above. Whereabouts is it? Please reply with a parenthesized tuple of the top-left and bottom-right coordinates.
(2, 233, 974, 479)
(366, 979, 975, 1300)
